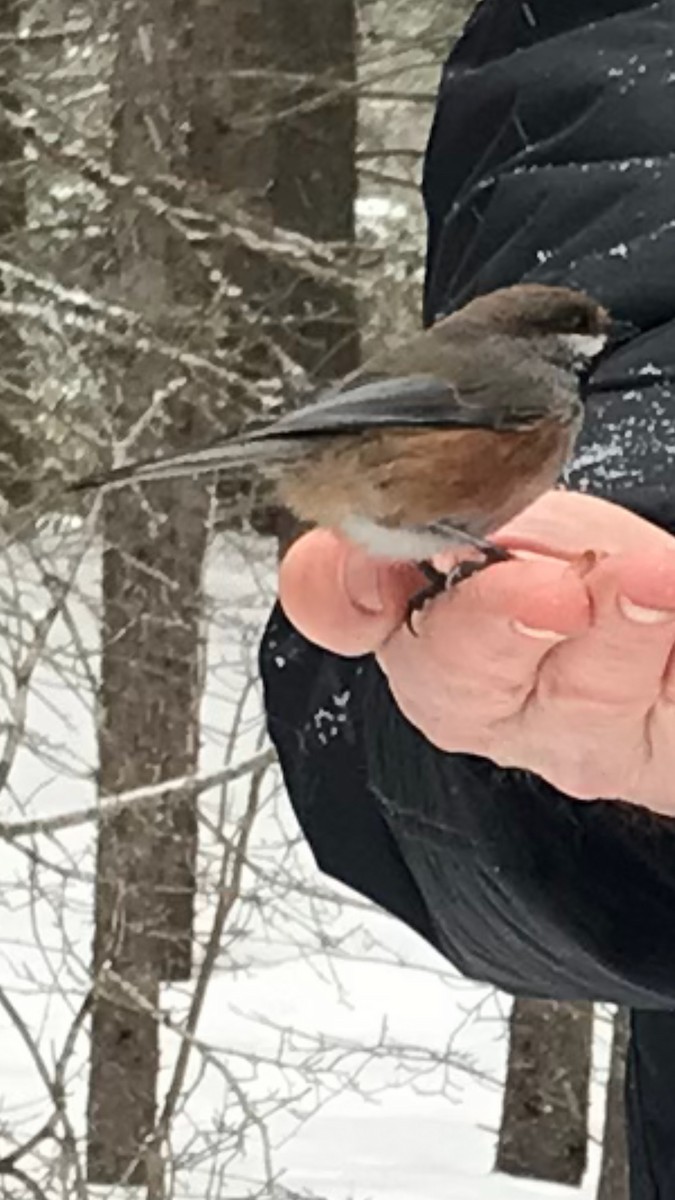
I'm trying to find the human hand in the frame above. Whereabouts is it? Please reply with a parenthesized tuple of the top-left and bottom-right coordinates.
(278, 491, 675, 816)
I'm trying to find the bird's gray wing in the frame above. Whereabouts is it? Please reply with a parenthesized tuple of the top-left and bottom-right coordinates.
(249, 373, 544, 439)
(70, 373, 545, 491)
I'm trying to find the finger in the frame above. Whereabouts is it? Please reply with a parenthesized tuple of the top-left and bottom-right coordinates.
(518, 551, 675, 802)
(537, 550, 675, 708)
(495, 490, 674, 559)
(278, 529, 421, 656)
(378, 557, 591, 738)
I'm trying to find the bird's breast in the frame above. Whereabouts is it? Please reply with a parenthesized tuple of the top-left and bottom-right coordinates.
(338, 515, 453, 560)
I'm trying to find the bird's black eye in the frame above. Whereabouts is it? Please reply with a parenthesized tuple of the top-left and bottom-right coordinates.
(569, 312, 589, 331)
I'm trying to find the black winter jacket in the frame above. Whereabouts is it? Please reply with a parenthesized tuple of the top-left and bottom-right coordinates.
(260, 2, 675, 1195)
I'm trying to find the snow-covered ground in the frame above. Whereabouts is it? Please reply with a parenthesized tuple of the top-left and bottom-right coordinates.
(0, 524, 608, 1198)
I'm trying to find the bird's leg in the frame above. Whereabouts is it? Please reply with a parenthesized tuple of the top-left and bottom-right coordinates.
(406, 543, 512, 633)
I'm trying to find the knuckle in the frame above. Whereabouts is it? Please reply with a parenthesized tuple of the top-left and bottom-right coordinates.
(543, 750, 624, 802)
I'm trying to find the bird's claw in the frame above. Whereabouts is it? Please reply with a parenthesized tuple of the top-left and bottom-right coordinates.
(405, 562, 448, 633)
(406, 545, 512, 635)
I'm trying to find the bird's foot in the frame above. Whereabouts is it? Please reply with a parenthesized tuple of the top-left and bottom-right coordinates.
(406, 544, 512, 634)
(405, 562, 448, 631)
(444, 542, 512, 587)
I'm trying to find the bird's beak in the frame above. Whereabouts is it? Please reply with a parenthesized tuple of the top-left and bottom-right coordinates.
(608, 317, 639, 346)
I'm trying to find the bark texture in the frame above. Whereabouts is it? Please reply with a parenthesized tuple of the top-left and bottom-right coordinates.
(496, 998, 593, 1187)
(87, 0, 208, 1182)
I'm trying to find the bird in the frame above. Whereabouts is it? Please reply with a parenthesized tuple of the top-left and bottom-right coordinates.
(71, 284, 621, 617)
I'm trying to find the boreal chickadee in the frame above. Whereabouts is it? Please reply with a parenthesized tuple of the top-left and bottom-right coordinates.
(71, 284, 625, 609)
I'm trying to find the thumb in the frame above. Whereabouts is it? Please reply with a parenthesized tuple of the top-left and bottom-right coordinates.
(278, 529, 421, 655)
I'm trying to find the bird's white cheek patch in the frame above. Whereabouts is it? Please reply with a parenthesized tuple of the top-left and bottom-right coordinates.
(561, 332, 608, 360)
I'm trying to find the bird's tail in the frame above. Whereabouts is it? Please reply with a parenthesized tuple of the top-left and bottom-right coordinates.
(69, 434, 293, 493)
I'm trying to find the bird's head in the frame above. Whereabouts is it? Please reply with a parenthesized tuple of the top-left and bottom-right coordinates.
(453, 283, 622, 371)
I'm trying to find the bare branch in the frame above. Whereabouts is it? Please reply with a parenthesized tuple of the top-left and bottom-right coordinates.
(0, 747, 276, 841)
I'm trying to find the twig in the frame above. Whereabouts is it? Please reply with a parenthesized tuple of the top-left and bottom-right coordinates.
(158, 764, 266, 1131)
(0, 987, 88, 1198)
(0, 746, 276, 840)
(0, 574, 73, 795)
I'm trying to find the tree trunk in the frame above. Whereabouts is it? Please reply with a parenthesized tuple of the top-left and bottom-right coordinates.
(258, 0, 360, 547)
(597, 1008, 630, 1200)
(190, 0, 359, 534)
(0, 0, 32, 509)
(496, 997, 593, 1187)
(269, 0, 359, 380)
(88, 0, 358, 1181)
(87, 1, 209, 1183)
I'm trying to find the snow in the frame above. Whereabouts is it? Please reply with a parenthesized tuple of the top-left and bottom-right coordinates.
(0, 528, 608, 1198)
(521, 3, 537, 30)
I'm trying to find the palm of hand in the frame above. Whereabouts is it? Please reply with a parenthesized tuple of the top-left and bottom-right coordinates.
(279, 491, 675, 816)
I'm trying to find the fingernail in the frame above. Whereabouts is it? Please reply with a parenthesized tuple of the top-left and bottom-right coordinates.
(512, 618, 568, 641)
(619, 595, 675, 624)
(342, 552, 385, 614)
